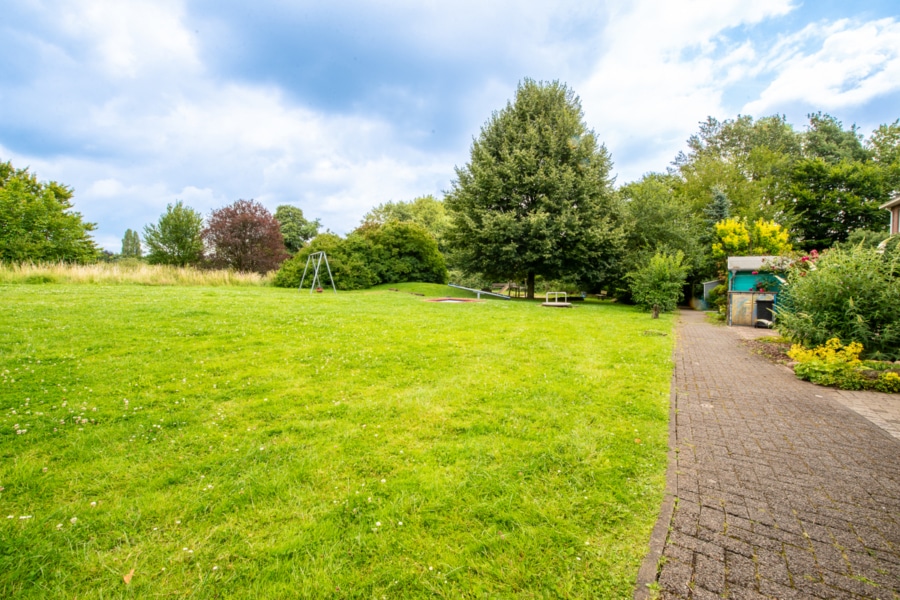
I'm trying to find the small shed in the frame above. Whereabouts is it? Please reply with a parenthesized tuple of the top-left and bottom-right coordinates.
(702, 279, 724, 304)
(726, 256, 786, 327)
(882, 192, 900, 236)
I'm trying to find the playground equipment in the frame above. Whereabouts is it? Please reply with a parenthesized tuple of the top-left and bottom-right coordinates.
(299, 251, 337, 294)
(542, 291, 572, 308)
(447, 283, 511, 300)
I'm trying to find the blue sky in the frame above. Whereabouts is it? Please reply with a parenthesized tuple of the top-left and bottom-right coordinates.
(2, 0, 899, 251)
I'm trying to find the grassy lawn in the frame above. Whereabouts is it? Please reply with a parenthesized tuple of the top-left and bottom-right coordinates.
(0, 282, 674, 599)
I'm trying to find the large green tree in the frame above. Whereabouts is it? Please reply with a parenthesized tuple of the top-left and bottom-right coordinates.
(867, 119, 900, 191)
(143, 201, 204, 267)
(0, 161, 98, 263)
(361, 195, 449, 250)
(787, 158, 889, 250)
(671, 113, 897, 252)
(672, 114, 801, 222)
(445, 79, 623, 298)
(615, 173, 705, 299)
(121, 229, 142, 258)
(274, 205, 320, 254)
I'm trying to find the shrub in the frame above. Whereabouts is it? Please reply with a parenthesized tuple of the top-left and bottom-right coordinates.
(788, 338, 900, 392)
(776, 245, 900, 360)
(273, 233, 378, 290)
(274, 222, 447, 290)
(363, 221, 447, 285)
(877, 372, 900, 393)
(627, 251, 687, 318)
(788, 338, 865, 389)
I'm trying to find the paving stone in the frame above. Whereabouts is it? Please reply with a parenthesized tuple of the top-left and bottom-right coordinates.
(693, 554, 726, 594)
(663, 543, 694, 565)
(782, 544, 822, 583)
(643, 310, 900, 600)
(725, 588, 770, 600)
(658, 559, 694, 598)
(757, 578, 805, 599)
(724, 551, 757, 587)
(755, 553, 791, 586)
(688, 585, 722, 600)
(820, 568, 884, 598)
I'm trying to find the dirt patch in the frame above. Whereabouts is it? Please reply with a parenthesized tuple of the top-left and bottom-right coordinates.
(742, 338, 793, 365)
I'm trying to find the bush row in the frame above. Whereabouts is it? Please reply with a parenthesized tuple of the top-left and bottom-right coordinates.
(274, 221, 447, 290)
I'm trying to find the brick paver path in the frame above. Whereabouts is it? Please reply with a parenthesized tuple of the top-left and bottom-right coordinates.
(655, 310, 900, 599)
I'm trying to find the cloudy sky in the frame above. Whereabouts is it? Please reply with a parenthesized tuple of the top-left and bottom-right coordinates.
(2, 0, 899, 251)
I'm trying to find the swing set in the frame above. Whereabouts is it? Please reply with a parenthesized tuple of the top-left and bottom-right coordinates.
(298, 251, 337, 294)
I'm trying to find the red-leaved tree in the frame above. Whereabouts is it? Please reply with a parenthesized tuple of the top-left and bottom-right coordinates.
(202, 199, 289, 273)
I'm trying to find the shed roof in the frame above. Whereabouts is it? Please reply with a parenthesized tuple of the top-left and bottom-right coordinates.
(880, 192, 900, 210)
(726, 256, 778, 271)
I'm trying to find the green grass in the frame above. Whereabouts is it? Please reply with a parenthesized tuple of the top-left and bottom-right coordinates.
(0, 283, 675, 598)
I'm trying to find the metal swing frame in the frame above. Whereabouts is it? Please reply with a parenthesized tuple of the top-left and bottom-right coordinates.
(298, 251, 337, 294)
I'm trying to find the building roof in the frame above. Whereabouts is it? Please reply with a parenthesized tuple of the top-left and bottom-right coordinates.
(881, 192, 900, 210)
(726, 256, 779, 271)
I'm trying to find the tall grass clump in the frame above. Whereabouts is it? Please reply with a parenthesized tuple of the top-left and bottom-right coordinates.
(0, 261, 274, 286)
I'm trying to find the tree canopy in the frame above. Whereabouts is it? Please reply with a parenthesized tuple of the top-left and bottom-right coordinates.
(670, 113, 894, 253)
(121, 229, 142, 258)
(274, 205, 320, 254)
(0, 160, 98, 263)
(203, 200, 289, 274)
(361, 195, 449, 250)
(143, 201, 204, 267)
(445, 79, 623, 298)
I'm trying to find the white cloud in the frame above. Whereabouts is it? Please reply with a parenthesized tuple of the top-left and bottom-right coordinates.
(744, 18, 900, 114)
(6, 0, 900, 253)
(576, 0, 797, 181)
(56, 0, 200, 79)
(6, 1, 460, 249)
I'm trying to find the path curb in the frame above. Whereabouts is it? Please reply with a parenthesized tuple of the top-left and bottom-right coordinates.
(633, 333, 680, 599)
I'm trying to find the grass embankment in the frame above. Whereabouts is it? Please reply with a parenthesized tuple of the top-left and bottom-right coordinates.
(0, 283, 675, 598)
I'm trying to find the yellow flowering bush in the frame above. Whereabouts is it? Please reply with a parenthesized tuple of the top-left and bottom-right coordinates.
(877, 372, 900, 394)
(711, 217, 792, 273)
(787, 338, 863, 365)
(789, 338, 900, 393)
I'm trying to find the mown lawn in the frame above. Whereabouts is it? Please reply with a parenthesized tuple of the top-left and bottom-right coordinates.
(0, 282, 675, 599)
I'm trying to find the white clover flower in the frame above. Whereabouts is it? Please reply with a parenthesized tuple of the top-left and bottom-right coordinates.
(70, 517, 77, 524)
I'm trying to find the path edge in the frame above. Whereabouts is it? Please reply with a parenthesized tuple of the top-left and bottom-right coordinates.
(633, 322, 680, 600)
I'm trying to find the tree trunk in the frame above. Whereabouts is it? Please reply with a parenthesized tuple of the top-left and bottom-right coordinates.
(526, 271, 535, 300)
(652, 304, 660, 319)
